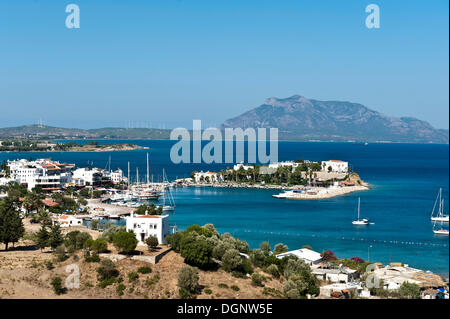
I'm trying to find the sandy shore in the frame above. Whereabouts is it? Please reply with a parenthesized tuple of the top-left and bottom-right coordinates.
(85, 198, 134, 216)
(273, 185, 370, 199)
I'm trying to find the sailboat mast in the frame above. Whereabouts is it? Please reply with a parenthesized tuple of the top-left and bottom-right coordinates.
(358, 197, 360, 220)
(127, 161, 130, 188)
(136, 167, 139, 185)
(146, 152, 149, 186)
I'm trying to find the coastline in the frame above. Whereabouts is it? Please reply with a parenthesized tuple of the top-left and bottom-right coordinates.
(0, 146, 149, 153)
(188, 182, 370, 199)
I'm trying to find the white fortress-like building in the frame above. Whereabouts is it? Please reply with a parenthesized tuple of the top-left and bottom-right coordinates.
(321, 160, 349, 173)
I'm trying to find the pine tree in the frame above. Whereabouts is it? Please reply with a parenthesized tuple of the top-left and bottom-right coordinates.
(0, 197, 25, 250)
(36, 224, 49, 251)
(48, 224, 64, 250)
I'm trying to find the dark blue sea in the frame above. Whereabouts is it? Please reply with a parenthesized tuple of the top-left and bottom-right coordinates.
(1, 141, 448, 276)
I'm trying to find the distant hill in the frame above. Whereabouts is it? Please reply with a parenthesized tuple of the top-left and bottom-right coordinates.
(222, 95, 449, 143)
(1, 96, 448, 144)
(0, 125, 171, 140)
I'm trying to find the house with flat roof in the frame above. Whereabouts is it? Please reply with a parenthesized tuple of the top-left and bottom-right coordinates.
(125, 213, 170, 244)
(276, 248, 322, 265)
(312, 267, 358, 283)
(52, 214, 83, 227)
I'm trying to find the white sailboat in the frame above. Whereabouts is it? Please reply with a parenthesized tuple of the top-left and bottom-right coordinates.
(160, 169, 176, 212)
(430, 188, 449, 223)
(352, 197, 369, 225)
(432, 189, 449, 235)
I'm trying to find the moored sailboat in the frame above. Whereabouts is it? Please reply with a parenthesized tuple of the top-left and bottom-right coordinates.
(352, 197, 369, 225)
(430, 188, 449, 223)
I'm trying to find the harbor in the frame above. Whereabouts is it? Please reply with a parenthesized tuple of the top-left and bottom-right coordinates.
(0, 141, 448, 276)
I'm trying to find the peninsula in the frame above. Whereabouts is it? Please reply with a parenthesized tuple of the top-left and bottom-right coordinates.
(0, 140, 147, 153)
(187, 160, 370, 199)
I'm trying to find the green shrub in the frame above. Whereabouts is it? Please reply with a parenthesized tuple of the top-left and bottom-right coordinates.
(100, 225, 126, 242)
(146, 274, 160, 286)
(250, 249, 266, 268)
(238, 258, 254, 275)
(98, 277, 116, 288)
(51, 277, 65, 295)
(274, 243, 288, 255)
(97, 259, 119, 280)
(399, 282, 421, 299)
(64, 231, 81, 249)
(265, 264, 280, 278)
(112, 231, 138, 254)
(84, 251, 100, 262)
(218, 283, 228, 289)
(45, 261, 54, 270)
(92, 238, 108, 253)
(221, 249, 242, 272)
(54, 245, 68, 262)
(262, 287, 284, 298)
(76, 232, 92, 250)
(128, 272, 139, 282)
(204, 288, 212, 295)
(145, 235, 159, 251)
(230, 285, 240, 291)
(186, 224, 213, 237)
(180, 234, 214, 268)
(251, 273, 266, 287)
(138, 266, 152, 274)
(165, 231, 184, 252)
(178, 265, 199, 295)
(179, 287, 194, 299)
(116, 283, 126, 296)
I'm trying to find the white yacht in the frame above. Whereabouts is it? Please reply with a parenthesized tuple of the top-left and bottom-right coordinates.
(352, 197, 369, 225)
(272, 189, 305, 198)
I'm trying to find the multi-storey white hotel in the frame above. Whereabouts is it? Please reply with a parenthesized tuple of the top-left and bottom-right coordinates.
(7, 158, 75, 191)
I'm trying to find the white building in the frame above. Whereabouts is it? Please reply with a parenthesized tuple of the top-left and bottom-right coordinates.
(110, 169, 124, 184)
(8, 158, 74, 191)
(125, 213, 170, 244)
(312, 268, 358, 283)
(194, 171, 219, 183)
(321, 160, 348, 173)
(72, 167, 102, 186)
(268, 161, 299, 170)
(52, 214, 83, 227)
(276, 248, 322, 265)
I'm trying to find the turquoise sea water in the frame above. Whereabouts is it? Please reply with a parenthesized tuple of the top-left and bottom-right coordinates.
(1, 141, 448, 276)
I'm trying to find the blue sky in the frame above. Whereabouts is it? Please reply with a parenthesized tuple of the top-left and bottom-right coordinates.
(0, 0, 448, 129)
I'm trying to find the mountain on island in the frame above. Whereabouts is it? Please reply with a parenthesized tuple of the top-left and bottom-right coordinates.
(221, 95, 449, 143)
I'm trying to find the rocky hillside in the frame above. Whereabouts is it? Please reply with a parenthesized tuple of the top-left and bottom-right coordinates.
(222, 95, 449, 143)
